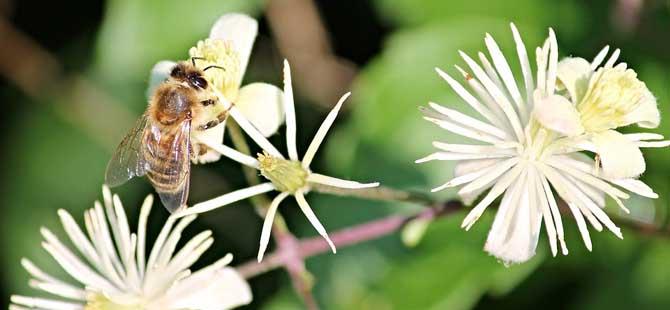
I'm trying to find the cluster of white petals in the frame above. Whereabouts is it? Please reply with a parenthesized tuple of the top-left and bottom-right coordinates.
(419, 24, 668, 264)
(10, 186, 251, 310)
(176, 60, 379, 262)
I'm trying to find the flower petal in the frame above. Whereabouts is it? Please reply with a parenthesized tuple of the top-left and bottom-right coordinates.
(295, 191, 336, 253)
(237, 83, 285, 137)
(146, 60, 177, 99)
(532, 90, 584, 136)
(209, 13, 258, 83)
(556, 57, 592, 102)
(191, 124, 226, 164)
(624, 90, 660, 129)
(166, 266, 252, 310)
(591, 130, 646, 179)
(258, 192, 289, 262)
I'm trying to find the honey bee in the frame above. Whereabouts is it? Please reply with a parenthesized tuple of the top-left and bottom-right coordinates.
(105, 59, 227, 212)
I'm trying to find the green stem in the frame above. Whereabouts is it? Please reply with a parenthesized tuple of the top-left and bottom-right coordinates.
(310, 183, 437, 206)
(226, 120, 290, 233)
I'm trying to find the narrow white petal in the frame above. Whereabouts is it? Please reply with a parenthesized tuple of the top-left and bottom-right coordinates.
(477, 51, 506, 92)
(604, 48, 621, 68)
(567, 203, 593, 251)
(236, 83, 285, 137)
(455, 65, 510, 128)
(21, 259, 71, 287)
(591, 45, 610, 69)
(28, 280, 86, 301)
(435, 67, 506, 129)
(295, 191, 336, 253)
(539, 174, 568, 255)
(536, 39, 549, 94)
(302, 92, 351, 168)
(229, 106, 284, 158)
(636, 140, 670, 148)
(10, 295, 82, 310)
(533, 169, 558, 256)
(431, 161, 501, 192)
(176, 182, 275, 217)
(307, 173, 379, 189)
(625, 133, 665, 141)
(209, 13, 258, 82)
(460, 51, 525, 141)
(40, 240, 117, 294)
(144, 216, 178, 284)
(484, 33, 526, 114)
(610, 178, 659, 199)
(458, 157, 520, 196)
(258, 192, 290, 262)
(510, 23, 535, 106)
(428, 102, 509, 139)
(547, 156, 630, 199)
(461, 163, 524, 230)
(196, 137, 260, 168)
(546, 28, 559, 95)
(282, 60, 299, 160)
(484, 169, 540, 264)
(422, 116, 504, 144)
(57, 209, 102, 271)
(137, 195, 153, 278)
(432, 141, 516, 154)
(416, 151, 513, 163)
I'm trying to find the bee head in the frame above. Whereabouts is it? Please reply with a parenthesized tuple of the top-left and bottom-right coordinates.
(170, 62, 208, 90)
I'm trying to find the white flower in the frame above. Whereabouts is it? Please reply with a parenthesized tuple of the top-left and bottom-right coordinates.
(148, 13, 285, 164)
(175, 60, 379, 262)
(533, 45, 666, 179)
(418, 24, 665, 264)
(10, 186, 251, 310)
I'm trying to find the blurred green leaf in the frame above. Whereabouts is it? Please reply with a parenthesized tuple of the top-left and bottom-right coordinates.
(1, 104, 110, 295)
(372, 0, 584, 39)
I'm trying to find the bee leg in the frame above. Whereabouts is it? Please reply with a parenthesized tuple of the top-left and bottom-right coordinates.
(201, 99, 216, 106)
(197, 100, 234, 131)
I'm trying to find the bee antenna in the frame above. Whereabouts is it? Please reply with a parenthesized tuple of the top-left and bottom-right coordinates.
(203, 65, 225, 72)
(191, 56, 206, 66)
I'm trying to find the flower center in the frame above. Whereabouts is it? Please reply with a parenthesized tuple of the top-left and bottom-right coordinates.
(189, 38, 241, 101)
(577, 66, 648, 132)
(257, 152, 308, 193)
(85, 294, 142, 310)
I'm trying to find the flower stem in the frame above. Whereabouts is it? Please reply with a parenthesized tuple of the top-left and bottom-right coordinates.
(236, 200, 463, 278)
(226, 120, 290, 232)
(311, 183, 437, 206)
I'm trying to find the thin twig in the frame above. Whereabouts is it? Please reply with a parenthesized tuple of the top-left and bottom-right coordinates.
(237, 200, 463, 278)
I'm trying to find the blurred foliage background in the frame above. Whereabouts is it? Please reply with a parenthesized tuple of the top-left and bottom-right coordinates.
(1, 0, 669, 309)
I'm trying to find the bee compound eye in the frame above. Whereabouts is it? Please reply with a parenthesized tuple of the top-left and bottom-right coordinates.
(195, 77, 208, 89)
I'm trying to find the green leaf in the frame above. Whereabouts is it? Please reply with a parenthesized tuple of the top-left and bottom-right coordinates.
(372, 0, 583, 39)
(93, 0, 263, 85)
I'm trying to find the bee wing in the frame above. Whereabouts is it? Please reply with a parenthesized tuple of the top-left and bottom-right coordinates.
(105, 115, 150, 187)
(150, 120, 192, 213)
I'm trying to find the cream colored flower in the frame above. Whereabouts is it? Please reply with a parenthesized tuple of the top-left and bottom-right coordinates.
(10, 186, 251, 310)
(148, 13, 284, 164)
(175, 60, 379, 262)
(533, 46, 666, 179)
(419, 24, 663, 264)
